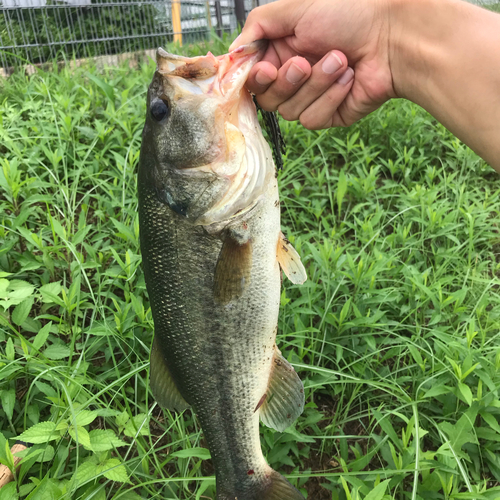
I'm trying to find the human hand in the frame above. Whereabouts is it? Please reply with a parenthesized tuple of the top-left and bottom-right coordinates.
(230, 0, 396, 129)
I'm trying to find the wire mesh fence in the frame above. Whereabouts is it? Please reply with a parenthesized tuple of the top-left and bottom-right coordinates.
(0, 0, 251, 73)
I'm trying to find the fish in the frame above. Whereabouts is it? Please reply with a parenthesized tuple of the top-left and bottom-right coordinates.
(138, 40, 308, 500)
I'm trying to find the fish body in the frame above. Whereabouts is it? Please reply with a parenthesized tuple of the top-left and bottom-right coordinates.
(138, 42, 307, 500)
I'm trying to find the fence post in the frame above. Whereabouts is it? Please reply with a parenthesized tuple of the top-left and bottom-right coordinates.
(234, 0, 246, 27)
(205, 1, 213, 31)
(172, 0, 183, 46)
(215, 0, 223, 37)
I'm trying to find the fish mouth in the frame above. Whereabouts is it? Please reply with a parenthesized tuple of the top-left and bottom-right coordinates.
(216, 39, 268, 96)
(153, 41, 271, 225)
(156, 40, 268, 98)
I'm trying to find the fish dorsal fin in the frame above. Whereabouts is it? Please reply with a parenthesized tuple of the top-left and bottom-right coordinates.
(276, 232, 307, 285)
(150, 337, 190, 412)
(259, 348, 305, 432)
(213, 234, 252, 305)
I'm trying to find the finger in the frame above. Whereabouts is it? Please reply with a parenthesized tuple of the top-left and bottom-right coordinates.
(229, 0, 306, 49)
(245, 38, 313, 96)
(255, 56, 312, 112)
(246, 61, 278, 95)
(299, 68, 355, 130)
(277, 50, 348, 121)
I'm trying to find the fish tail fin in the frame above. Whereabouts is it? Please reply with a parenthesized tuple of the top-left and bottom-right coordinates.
(258, 470, 305, 500)
(218, 470, 305, 500)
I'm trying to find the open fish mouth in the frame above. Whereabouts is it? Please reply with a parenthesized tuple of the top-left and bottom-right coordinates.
(148, 40, 272, 226)
(156, 40, 268, 99)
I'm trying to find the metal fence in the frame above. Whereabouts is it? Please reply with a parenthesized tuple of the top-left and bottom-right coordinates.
(0, 0, 252, 72)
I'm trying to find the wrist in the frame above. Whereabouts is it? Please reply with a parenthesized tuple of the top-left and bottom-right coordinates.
(387, 0, 453, 102)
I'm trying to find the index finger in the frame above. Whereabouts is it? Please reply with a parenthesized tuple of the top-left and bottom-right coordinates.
(229, 0, 306, 49)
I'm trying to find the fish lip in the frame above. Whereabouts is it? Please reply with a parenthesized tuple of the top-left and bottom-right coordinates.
(227, 39, 268, 60)
(216, 40, 268, 96)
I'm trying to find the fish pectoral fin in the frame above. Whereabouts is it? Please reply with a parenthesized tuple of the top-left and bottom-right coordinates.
(276, 232, 307, 285)
(150, 337, 190, 412)
(213, 234, 252, 305)
(259, 348, 305, 432)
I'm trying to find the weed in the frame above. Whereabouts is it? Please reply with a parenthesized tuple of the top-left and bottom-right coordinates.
(1, 33, 500, 500)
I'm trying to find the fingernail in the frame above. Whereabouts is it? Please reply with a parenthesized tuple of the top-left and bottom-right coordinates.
(338, 67, 354, 85)
(229, 34, 241, 51)
(255, 69, 274, 86)
(322, 52, 343, 74)
(286, 63, 306, 84)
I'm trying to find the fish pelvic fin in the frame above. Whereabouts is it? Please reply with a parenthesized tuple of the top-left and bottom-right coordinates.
(150, 337, 190, 412)
(217, 470, 305, 500)
(259, 348, 305, 432)
(276, 232, 307, 285)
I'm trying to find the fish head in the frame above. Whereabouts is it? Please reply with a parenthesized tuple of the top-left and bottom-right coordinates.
(140, 40, 275, 224)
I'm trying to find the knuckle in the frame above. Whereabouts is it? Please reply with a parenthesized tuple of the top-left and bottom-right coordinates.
(258, 99, 278, 112)
(323, 90, 342, 108)
(299, 113, 321, 131)
(277, 105, 299, 122)
(336, 110, 354, 127)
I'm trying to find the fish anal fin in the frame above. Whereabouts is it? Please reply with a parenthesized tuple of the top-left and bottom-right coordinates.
(276, 232, 307, 285)
(259, 348, 305, 432)
(214, 235, 252, 305)
(150, 337, 190, 412)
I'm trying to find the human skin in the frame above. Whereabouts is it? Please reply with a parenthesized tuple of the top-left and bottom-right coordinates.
(231, 0, 500, 171)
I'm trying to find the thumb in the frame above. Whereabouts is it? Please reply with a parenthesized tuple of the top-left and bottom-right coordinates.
(230, 0, 305, 50)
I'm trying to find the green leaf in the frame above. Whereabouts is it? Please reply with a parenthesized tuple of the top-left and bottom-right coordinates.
(73, 460, 98, 487)
(481, 411, 500, 434)
(74, 410, 98, 427)
(97, 458, 130, 483)
(32, 322, 52, 351)
(337, 169, 347, 215)
(123, 413, 149, 437)
(372, 410, 401, 450)
(440, 408, 478, 453)
(51, 219, 67, 241)
(89, 429, 127, 452)
(11, 296, 34, 326)
(68, 426, 92, 449)
(364, 479, 390, 500)
(0, 482, 18, 500)
(35, 445, 55, 463)
(39, 282, 63, 305)
(86, 72, 115, 102)
(35, 381, 57, 399)
(1, 389, 15, 421)
(423, 384, 452, 399)
(7, 280, 35, 303)
(170, 447, 211, 460)
(17, 422, 59, 444)
(458, 382, 473, 406)
(6, 338, 14, 361)
(0, 431, 7, 462)
(43, 344, 71, 360)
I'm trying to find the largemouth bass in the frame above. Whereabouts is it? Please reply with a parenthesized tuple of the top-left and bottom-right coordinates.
(138, 40, 307, 500)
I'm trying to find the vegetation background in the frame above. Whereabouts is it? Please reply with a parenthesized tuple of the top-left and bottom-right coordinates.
(2, 25, 500, 500)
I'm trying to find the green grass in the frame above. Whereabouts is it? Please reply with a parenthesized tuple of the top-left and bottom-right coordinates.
(2, 34, 500, 500)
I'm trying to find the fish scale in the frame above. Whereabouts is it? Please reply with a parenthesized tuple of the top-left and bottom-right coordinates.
(140, 172, 281, 489)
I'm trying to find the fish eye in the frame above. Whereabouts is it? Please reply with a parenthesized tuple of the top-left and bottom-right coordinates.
(150, 97, 170, 122)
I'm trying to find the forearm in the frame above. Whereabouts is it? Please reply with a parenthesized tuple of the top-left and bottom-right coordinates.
(390, 0, 500, 171)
